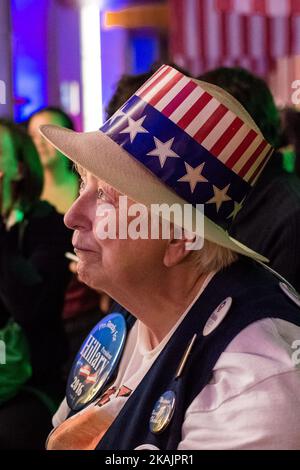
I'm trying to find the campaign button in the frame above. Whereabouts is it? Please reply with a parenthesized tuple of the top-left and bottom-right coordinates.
(149, 390, 176, 434)
(203, 297, 232, 336)
(66, 313, 127, 411)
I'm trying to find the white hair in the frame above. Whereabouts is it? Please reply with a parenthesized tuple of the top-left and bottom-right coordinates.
(191, 239, 238, 274)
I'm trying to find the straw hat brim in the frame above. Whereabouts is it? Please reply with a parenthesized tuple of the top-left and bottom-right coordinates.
(39, 124, 268, 262)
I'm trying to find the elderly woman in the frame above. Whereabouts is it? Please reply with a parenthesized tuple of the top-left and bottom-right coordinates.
(41, 66, 300, 450)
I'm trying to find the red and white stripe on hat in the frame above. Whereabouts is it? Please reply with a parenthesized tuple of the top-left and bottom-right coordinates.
(136, 65, 273, 186)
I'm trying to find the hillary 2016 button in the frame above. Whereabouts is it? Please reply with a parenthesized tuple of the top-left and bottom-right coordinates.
(202, 297, 233, 336)
(279, 282, 300, 308)
(149, 390, 176, 434)
(66, 313, 127, 411)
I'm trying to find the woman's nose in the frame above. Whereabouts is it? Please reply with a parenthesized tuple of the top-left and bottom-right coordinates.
(64, 194, 92, 231)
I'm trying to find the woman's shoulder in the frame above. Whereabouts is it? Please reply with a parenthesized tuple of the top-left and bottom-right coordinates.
(29, 200, 61, 218)
(24, 200, 73, 245)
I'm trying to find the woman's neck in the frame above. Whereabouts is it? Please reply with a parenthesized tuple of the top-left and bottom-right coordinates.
(44, 159, 73, 187)
(108, 267, 210, 348)
(42, 161, 78, 213)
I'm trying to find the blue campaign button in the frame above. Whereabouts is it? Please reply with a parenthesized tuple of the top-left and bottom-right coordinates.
(66, 313, 127, 411)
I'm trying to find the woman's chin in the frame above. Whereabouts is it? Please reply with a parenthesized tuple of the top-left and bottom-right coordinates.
(77, 262, 103, 291)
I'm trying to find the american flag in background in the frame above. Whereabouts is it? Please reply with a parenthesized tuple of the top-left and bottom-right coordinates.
(169, 0, 300, 105)
(216, 0, 300, 16)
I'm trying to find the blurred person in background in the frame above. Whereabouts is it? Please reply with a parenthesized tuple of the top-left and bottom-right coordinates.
(28, 107, 78, 215)
(0, 119, 72, 449)
(106, 71, 154, 120)
(105, 63, 188, 121)
(198, 67, 300, 292)
(28, 108, 109, 374)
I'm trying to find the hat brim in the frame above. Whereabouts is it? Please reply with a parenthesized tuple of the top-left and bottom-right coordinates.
(39, 124, 268, 262)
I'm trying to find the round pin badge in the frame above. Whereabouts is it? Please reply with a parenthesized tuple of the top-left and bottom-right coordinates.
(149, 390, 176, 434)
(66, 313, 127, 411)
(279, 282, 300, 308)
(203, 297, 233, 336)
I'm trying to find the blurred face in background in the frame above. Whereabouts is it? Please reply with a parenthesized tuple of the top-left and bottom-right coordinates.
(0, 125, 20, 217)
(28, 111, 65, 169)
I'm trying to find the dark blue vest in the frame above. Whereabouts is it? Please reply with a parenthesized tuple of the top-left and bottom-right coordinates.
(93, 258, 300, 450)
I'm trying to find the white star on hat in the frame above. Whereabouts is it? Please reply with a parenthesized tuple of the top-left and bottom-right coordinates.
(177, 162, 208, 193)
(120, 115, 148, 143)
(146, 137, 180, 168)
(227, 197, 246, 220)
(206, 184, 232, 212)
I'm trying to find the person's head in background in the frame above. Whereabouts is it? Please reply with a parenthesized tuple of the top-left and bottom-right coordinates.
(27, 107, 78, 214)
(106, 63, 189, 119)
(198, 67, 282, 150)
(28, 107, 74, 169)
(106, 71, 153, 119)
(0, 119, 43, 219)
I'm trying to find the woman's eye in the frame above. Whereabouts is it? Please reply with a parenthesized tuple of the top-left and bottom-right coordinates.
(97, 188, 106, 201)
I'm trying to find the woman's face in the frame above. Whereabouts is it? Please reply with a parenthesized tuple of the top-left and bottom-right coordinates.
(28, 111, 64, 168)
(0, 126, 19, 217)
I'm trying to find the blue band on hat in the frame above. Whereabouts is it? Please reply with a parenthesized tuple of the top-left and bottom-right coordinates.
(101, 95, 252, 230)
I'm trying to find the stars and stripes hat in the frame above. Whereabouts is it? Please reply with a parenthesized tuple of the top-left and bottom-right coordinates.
(39, 65, 274, 262)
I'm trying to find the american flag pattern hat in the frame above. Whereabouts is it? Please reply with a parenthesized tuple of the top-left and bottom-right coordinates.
(101, 65, 273, 231)
(39, 65, 273, 261)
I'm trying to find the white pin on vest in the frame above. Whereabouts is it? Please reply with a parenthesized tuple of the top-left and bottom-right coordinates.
(203, 297, 233, 336)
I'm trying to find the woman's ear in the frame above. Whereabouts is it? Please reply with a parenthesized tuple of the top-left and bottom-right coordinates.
(163, 237, 188, 267)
